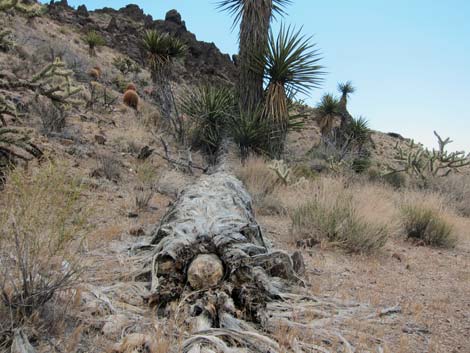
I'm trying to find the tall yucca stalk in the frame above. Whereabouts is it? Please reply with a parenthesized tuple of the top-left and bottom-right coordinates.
(337, 81, 355, 126)
(258, 25, 324, 156)
(142, 30, 186, 137)
(142, 30, 186, 83)
(217, 0, 291, 113)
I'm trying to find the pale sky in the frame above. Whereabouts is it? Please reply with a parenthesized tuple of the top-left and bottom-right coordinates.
(64, 0, 470, 152)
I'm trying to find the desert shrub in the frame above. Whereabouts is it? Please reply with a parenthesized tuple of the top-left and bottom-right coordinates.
(235, 157, 278, 207)
(427, 174, 470, 217)
(93, 154, 121, 182)
(293, 163, 318, 180)
(84, 30, 105, 57)
(30, 97, 65, 135)
(291, 189, 388, 253)
(0, 162, 89, 321)
(351, 156, 371, 173)
(382, 171, 407, 189)
(401, 204, 456, 248)
(134, 161, 158, 210)
(123, 90, 139, 109)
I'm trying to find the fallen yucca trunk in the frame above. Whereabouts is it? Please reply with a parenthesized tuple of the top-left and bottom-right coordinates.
(140, 168, 385, 353)
(147, 170, 303, 309)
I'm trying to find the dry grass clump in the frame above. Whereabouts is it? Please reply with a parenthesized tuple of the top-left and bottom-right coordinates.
(401, 204, 456, 248)
(234, 157, 279, 207)
(291, 189, 388, 254)
(427, 174, 470, 217)
(0, 162, 90, 330)
(134, 161, 158, 210)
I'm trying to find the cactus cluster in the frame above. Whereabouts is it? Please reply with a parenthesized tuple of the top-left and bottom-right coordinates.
(0, 30, 14, 52)
(268, 159, 291, 185)
(0, 95, 18, 125)
(0, 127, 42, 165)
(386, 131, 470, 181)
(31, 58, 82, 109)
(112, 56, 141, 76)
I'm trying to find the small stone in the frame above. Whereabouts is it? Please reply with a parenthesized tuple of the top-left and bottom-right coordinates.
(94, 134, 106, 145)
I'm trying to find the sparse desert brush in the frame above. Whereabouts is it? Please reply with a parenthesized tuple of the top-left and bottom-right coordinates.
(123, 89, 139, 109)
(291, 192, 388, 254)
(134, 161, 158, 210)
(0, 162, 90, 323)
(92, 154, 121, 182)
(234, 157, 279, 206)
(427, 174, 470, 217)
(401, 203, 456, 248)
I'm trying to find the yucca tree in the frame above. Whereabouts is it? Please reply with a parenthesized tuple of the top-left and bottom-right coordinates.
(316, 93, 340, 136)
(344, 116, 371, 152)
(142, 30, 187, 125)
(337, 81, 355, 126)
(217, 0, 291, 113)
(258, 25, 324, 156)
(84, 30, 105, 57)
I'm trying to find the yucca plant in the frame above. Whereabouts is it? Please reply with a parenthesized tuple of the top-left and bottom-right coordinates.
(337, 81, 355, 126)
(84, 30, 105, 57)
(180, 86, 234, 162)
(316, 93, 340, 136)
(142, 30, 187, 126)
(344, 116, 371, 151)
(256, 25, 324, 156)
(142, 30, 187, 82)
(227, 107, 270, 162)
(217, 0, 291, 112)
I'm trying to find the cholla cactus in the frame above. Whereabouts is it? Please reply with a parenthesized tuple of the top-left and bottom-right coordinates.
(0, 30, 14, 52)
(0, 127, 42, 163)
(0, 95, 18, 125)
(386, 131, 470, 180)
(31, 58, 82, 108)
(113, 56, 141, 75)
(269, 159, 291, 185)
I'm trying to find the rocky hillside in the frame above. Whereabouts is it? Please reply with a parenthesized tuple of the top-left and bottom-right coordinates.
(48, 1, 237, 85)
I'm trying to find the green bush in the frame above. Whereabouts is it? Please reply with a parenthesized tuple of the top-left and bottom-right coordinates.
(352, 157, 371, 173)
(401, 205, 456, 248)
(291, 195, 388, 253)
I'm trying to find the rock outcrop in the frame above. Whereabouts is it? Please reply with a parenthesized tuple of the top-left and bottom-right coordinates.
(46, 4, 237, 86)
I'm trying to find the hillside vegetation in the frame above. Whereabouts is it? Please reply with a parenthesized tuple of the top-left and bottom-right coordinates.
(0, 1, 469, 353)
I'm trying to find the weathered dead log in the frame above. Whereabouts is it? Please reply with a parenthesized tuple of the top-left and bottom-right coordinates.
(147, 172, 302, 309)
(141, 164, 388, 352)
